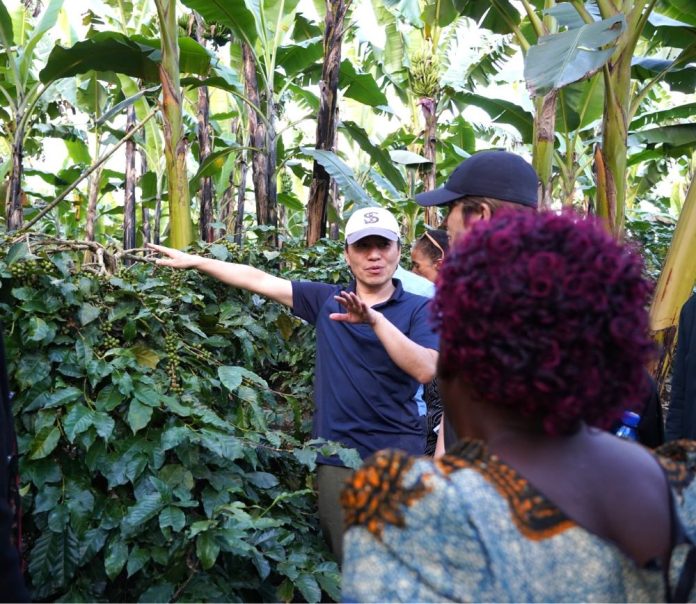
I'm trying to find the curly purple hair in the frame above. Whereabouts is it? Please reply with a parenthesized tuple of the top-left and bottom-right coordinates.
(432, 210, 655, 436)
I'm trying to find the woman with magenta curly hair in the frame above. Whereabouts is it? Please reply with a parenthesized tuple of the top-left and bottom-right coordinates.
(341, 211, 696, 602)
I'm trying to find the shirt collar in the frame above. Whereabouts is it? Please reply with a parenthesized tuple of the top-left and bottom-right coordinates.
(346, 279, 404, 308)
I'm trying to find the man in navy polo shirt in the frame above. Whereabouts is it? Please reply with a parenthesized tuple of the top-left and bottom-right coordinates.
(148, 207, 438, 562)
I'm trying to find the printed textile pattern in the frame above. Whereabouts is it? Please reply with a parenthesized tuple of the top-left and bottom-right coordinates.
(342, 449, 431, 539)
(436, 439, 576, 540)
(340, 439, 696, 603)
(655, 440, 696, 496)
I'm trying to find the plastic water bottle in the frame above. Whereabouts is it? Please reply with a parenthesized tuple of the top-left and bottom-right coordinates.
(615, 410, 640, 441)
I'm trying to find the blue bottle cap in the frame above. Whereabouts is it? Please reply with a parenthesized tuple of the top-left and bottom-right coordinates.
(621, 410, 640, 428)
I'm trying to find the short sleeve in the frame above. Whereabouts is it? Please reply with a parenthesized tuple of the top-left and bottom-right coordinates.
(409, 299, 439, 351)
(291, 281, 337, 325)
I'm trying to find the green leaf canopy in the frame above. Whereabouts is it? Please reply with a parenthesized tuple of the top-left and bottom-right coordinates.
(524, 14, 626, 96)
(301, 148, 374, 207)
(39, 32, 215, 84)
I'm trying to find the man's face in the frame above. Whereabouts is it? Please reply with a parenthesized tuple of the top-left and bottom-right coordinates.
(444, 201, 483, 245)
(344, 236, 400, 289)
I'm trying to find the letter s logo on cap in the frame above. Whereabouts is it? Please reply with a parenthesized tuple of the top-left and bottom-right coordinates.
(363, 211, 379, 224)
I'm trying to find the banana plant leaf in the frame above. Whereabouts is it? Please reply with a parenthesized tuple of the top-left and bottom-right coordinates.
(631, 102, 696, 130)
(179, 0, 259, 45)
(443, 36, 516, 90)
(644, 11, 696, 48)
(18, 0, 64, 85)
(655, 0, 696, 28)
(39, 33, 215, 84)
(340, 61, 389, 107)
(543, 3, 586, 29)
(632, 56, 696, 94)
(39, 32, 160, 83)
(557, 75, 604, 132)
(451, 0, 522, 36)
(382, 18, 407, 77)
(0, 1, 13, 47)
(380, 0, 423, 28)
(95, 87, 160, 128)
(446, 91, 534, 144)
(421, 0, 459, 28)
(292, 13, 322, 41)
(628, 124, 696, 148)
(191, 147, 241, 182)
(286, 82, 319, 112)
(524, 14, 625, 97)
(275, 38, 323, 76)
(339, 120, 407, 192)
(301, 148, 374, 207)
(649, 170, 696, 331)
(390, 150, 431, 166)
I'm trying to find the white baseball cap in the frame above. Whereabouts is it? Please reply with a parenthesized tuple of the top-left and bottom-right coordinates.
(345, 207, 400, 245)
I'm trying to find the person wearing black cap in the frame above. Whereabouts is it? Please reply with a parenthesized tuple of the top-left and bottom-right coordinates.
(416, 149, 540, 245)
(416, 149, 664, 453)
(416, 150, 540, 454)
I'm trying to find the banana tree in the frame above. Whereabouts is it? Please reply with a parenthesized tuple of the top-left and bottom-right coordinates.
(306, 0, 351, 245)
(0, 0, 65, 230)
(154, 0, 193, 248)
(94, 0, 162, 248)
(36, 23, 237, 247)
(649, 168, 696, 396)
(367, 0, 455, 225)
(180, 0, 315, 246)
(192, 14, 214, 243)
(522, 0, 696, 233)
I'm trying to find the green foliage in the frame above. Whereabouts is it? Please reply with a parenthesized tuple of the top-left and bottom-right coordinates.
(0, 236, 353, 602)
(625, 201, 676, 282)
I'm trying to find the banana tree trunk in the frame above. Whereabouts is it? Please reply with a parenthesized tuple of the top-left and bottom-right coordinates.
(420, 97, 438, 226)
(85, 169, 102, 243)
(6, 135, 24, 231)
(154, 180, 162, 245)
(649, 170, 696, 395)
(140, 150, 151, 244)
(243, 42, 277, 244)
(195, 17, 214, 243)
(197, 83, 214, 242)
(532, 91, 557, 209)
(219, 176, 233, 232)
(124, 104, 137, 254)
(596, 39, 632, 234)
(155, 0, 193, 249)
(329, 116, 341, 240)
(306, 0, 347, 246)
(234, 155, 248, 245)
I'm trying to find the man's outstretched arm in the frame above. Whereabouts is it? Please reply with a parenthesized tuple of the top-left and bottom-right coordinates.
(147, 243, 293, 308)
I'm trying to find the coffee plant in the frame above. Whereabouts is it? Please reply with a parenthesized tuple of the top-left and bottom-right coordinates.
(0, 234, 358, 603)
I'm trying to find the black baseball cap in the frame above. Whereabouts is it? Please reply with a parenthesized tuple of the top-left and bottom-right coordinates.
(415, 150, 540, 208)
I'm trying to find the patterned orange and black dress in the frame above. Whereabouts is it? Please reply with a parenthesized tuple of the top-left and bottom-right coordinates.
(341, 439, 696, 603)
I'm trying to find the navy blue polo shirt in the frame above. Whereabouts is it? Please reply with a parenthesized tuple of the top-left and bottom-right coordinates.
(291, 279, 439, 466)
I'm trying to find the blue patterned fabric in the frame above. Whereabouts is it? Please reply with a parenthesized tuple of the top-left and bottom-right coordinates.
(341, 440, 696, 603)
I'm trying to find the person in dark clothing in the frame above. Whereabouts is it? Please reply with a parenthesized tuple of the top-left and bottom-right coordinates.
(666, 294, 696, 441)
(638, 375, 664, 448)
(0, 326, 30, 602)
(148, 207, 438, 564)
(415, 149, 540, 455)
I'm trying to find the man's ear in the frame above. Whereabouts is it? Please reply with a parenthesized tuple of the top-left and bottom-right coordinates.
(481, 203, 493, 221)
